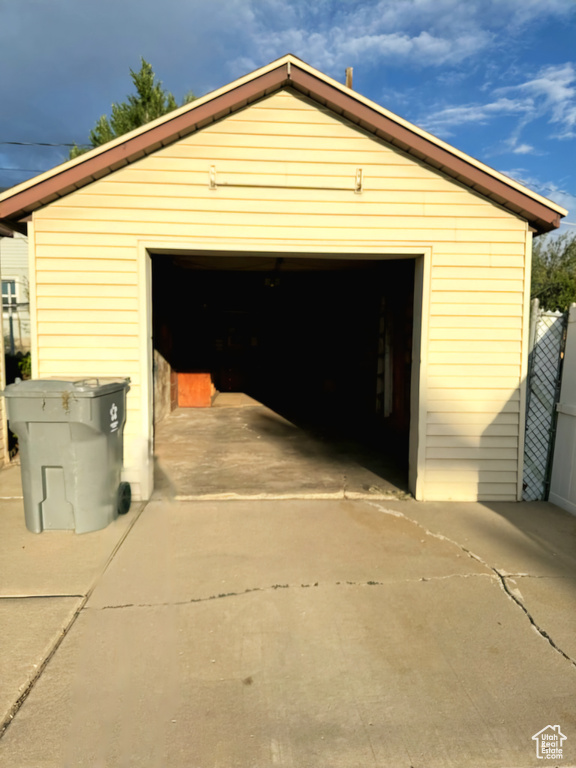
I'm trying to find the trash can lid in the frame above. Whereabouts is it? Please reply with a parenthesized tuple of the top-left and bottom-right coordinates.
(1, 377, 130, 398)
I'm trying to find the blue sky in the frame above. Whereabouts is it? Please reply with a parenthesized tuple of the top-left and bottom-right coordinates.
(1, 0, 575, 233)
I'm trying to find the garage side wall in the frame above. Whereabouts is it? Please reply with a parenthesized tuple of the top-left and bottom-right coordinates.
(30, 89, 529, 501)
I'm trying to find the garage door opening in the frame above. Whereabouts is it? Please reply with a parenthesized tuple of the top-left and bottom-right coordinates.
(151, 253, 415, 498)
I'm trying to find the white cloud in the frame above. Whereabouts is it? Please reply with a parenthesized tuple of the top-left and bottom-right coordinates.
(419, 97, 533, 136)
(497, 64, 576, 139)
(230, 0, 574, 76)
(511, 143, 537, 155)
(496, 0, 575, 25)
(235, 26, 489, 75)
(419, 62, 576, 153)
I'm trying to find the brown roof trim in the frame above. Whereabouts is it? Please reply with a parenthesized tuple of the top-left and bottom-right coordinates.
(287, 67, 562, 233)
(0, 65, 290, 221)
(0, 57, 564, 234)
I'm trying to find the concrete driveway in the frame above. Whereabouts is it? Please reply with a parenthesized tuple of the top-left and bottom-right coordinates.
(1, 470, 575, 767)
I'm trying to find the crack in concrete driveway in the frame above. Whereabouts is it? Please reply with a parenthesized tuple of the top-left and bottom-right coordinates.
(91, 572, 495, 611)
(369, 501, 576, 670)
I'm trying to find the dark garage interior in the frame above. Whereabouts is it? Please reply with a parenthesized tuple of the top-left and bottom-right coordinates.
(151, 253, 415, 494)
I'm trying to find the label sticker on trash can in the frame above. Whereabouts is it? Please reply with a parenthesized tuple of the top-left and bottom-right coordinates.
(110, 403, 119, 432)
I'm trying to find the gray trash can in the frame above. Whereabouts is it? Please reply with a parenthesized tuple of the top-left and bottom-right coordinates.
(2, 377, 131, 534)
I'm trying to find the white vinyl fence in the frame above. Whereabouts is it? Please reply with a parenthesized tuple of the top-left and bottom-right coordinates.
(549, 304, 576, 514)
(522, 301, 566, 501)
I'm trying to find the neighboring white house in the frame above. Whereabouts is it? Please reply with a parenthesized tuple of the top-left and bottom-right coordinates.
(0, 230, 31, 354)
(0, 223, 14, 467)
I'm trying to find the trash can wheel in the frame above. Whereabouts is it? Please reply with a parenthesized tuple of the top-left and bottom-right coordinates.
(117, 482, 131, 515)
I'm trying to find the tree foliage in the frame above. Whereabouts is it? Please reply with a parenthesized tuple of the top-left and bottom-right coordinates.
(69, 59, 194, 159)
(531, 232, 576, 311)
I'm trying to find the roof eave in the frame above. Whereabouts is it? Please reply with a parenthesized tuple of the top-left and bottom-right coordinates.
(0, 221, 17, 237)
(285, 66, 565, 234)
(0, 55, 566, 235)
(0, 63, 291, 222)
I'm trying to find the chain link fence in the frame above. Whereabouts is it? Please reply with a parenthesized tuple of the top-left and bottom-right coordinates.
(522, 300, 567, 501)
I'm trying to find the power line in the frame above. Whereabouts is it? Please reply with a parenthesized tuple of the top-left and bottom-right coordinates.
(0, 141, 90, 147)
(0, 167, 52, 172)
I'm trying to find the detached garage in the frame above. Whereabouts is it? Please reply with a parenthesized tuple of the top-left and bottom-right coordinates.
(0, 55, 566, 502)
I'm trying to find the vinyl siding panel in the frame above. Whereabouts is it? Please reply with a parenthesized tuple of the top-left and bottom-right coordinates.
(0, 232, 29, 276)
(31, 89, 529, 500)
(0, 232, 31, 352)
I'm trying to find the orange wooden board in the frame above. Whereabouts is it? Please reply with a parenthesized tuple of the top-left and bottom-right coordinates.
(178, 373, 213, 407)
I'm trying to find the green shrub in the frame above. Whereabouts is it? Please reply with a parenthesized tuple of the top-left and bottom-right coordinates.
(18, 353, 31, 380)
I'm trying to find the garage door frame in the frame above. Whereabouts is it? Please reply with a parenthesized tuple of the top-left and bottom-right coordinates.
(138, 240, 432, 500)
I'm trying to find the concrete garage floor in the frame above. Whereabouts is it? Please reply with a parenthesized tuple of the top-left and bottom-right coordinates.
(153, 394, 409, 501)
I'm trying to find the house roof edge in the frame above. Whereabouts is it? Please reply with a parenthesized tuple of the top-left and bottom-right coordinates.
(0, 54, 567, 234)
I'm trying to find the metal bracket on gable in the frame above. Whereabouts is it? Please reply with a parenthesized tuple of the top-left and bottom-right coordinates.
(205, 163, 365, 193)
(209, 165, 217, 190)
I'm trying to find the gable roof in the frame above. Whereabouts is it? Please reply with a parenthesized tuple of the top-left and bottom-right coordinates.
(0, 54, 567, 234)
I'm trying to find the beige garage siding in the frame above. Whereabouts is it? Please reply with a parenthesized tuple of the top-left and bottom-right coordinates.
(30, 89, 529, 501)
